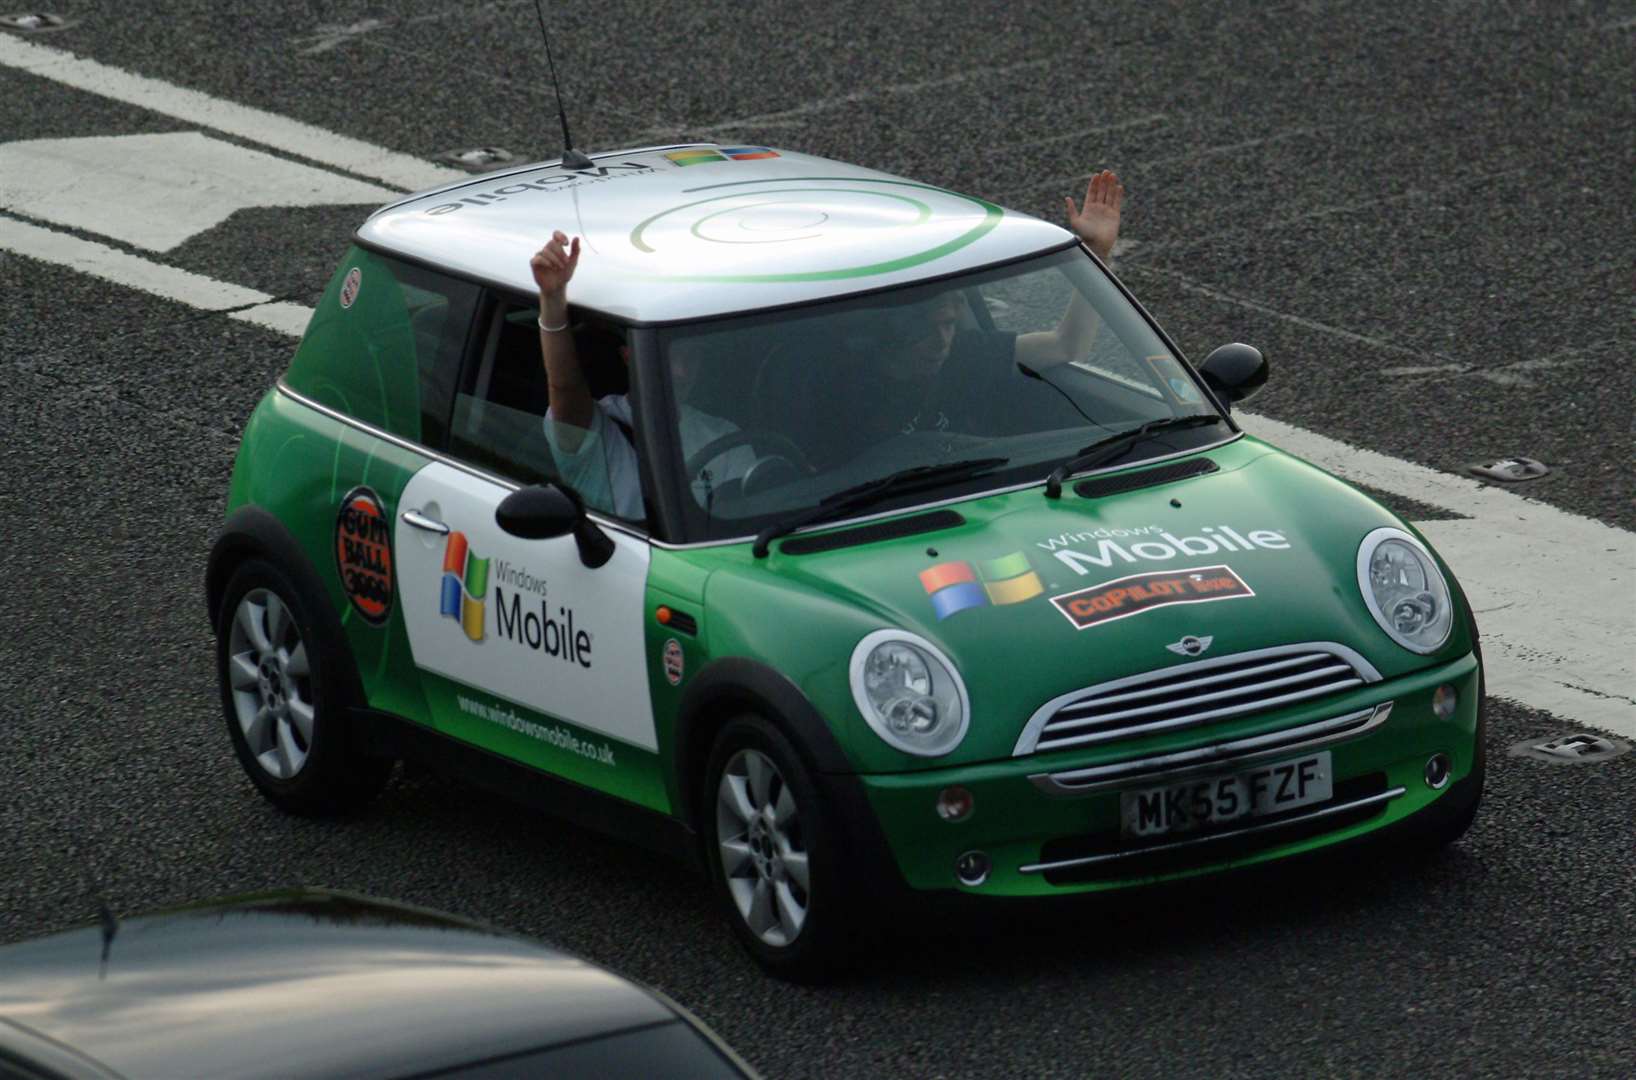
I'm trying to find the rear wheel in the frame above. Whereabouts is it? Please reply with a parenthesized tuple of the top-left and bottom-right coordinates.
(217, 558, 391, 815)
(703, 718, 851, 981)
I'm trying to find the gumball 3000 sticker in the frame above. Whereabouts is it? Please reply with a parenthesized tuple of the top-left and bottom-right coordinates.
(335, 487, 393, 624)
(339, 266, 362, 309)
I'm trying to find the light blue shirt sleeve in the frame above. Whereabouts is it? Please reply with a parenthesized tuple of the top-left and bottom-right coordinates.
(543, 396, 644, 520)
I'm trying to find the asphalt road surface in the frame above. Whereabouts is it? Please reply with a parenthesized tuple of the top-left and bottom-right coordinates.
(2, 2, 1632, 1077)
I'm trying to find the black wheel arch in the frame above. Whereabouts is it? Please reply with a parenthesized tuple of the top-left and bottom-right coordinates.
(672, 658, 851, 822)
(207, 506, 364, 708)
(672, 657, 911, 898)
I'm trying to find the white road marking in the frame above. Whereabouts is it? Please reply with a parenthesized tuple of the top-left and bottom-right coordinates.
(1006, 127, 1329, 200)
(1380, 341, 1607, 388)
(0, 34, 466, 191)
(1140, 126, 1331, 170)
(0, 215, 306, 334)
(0, 132, 395, 252)
(1, 42, 1628, 736)
(1010, 114, 1170, 153)
(1241, 413, 1635, 738)
(1131, 264, 1457, 361)
(294, 18, 390, 55)
(643, 56, 1057, 137)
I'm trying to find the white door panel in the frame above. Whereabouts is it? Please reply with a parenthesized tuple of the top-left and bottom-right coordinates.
(395, 463, 657, 751)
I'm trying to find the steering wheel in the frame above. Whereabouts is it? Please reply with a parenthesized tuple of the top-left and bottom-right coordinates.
(685, 428, 817, 494)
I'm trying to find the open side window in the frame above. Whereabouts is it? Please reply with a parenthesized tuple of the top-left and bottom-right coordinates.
(445, 296, 648, 527)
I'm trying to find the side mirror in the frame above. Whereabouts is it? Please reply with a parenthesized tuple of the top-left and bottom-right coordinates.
(1197, 343, 1268, 413)
(495, 483, 615, 569)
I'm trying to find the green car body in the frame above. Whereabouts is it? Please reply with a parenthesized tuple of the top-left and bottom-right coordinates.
(209, 144, 1482, 978)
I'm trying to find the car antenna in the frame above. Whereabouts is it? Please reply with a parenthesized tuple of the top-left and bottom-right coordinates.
(533, 0, 595, 171)
(69, 835, 120, 979)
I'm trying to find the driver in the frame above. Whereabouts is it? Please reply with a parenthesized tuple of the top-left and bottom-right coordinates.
(862, 169, 1125, 437)
(532, 231, 753, 519)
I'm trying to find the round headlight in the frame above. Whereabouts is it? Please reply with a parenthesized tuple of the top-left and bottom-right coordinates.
(849, 630, 970, 757)
(1357, 528, 1453, 654)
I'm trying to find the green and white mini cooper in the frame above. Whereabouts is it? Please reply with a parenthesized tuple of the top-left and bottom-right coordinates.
(208, 144, 1483, 979)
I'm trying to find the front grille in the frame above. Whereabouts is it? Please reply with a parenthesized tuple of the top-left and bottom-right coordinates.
(1014, 643, 1381, 756)
(1031, 772, 1395, 886)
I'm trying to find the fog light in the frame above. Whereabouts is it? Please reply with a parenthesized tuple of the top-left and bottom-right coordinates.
(936, 786, 974, 822)
(1424, 753, 1452, 789)
(955, 850, 990, 886)
(1432, 684, 1458, 720)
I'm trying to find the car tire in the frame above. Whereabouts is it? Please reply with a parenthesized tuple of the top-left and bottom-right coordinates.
(216, 558, 391, 815)
(702, 717, 852, 982)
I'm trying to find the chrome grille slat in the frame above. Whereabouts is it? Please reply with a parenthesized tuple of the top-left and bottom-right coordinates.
(1034, 679, 1366, 751)
(1014, 642, 1381, 757)
(1048, 664, 1360, 731)
(1055, 654, 1331, 711)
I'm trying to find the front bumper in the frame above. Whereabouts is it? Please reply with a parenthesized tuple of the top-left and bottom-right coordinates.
(856, 652, 1481, 898)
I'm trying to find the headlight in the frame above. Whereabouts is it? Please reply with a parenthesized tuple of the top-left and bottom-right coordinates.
(1356, 527, 1453, 654)
(849, 630, 970, 757)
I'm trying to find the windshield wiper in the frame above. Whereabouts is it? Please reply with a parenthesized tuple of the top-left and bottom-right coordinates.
(1042, 415, 1222, 498)
(752, 457, 1009, 558)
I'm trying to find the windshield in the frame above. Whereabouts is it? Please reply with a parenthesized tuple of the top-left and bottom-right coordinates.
(656, 246, 1228, 543)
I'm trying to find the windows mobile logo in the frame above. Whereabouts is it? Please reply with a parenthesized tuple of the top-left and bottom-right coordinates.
(440, 531, 489, 641)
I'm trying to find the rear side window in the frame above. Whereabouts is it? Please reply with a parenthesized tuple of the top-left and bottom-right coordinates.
(284, 246, 478, 446)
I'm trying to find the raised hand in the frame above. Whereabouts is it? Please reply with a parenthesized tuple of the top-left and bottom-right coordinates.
(1064, 169, 1124, 262)
(530, 230, 581, 299)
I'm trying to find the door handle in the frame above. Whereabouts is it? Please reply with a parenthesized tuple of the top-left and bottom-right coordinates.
(401, 508, 450, 535)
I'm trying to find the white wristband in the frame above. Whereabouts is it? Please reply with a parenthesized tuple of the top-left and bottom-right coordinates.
(538, 315, 569, 333)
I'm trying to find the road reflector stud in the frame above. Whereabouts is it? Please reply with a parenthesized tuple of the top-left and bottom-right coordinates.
(1, 12, 72, 32)
(438, 146, 517, 173)
(1467, 456, 1550, 483)
(1507, 733, 1630, 765)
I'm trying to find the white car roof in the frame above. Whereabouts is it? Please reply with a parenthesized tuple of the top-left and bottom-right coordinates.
(358, 144, 1075, 324)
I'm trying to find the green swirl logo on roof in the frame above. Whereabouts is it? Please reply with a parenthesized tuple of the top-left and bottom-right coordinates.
(629, 177, 1003, 283)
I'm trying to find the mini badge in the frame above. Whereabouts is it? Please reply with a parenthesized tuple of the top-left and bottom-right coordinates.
(662, 638, 685, 686)
(1050, 565, 1253, 630)
(335, 487, 393, 624)
(339, 266, 362, 309)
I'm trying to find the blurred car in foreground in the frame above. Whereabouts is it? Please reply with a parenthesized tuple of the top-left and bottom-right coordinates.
(0, 889, 754, 1080)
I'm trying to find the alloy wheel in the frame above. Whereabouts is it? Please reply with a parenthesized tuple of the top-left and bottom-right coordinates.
(226, 588, 314, 780)
(715, 747, 810, 946)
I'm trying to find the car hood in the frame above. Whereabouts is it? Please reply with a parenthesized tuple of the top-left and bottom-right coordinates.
(729, 438, 1463, 769)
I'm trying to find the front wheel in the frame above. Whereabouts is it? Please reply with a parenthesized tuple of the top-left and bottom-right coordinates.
(216, 558, 391, 815)
(703, 718, 851, 981)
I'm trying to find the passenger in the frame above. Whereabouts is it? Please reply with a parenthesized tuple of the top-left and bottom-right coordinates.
(531, 231, 751, 519)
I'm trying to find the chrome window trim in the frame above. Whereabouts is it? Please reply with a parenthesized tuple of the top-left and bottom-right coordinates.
(275, 383, 651, 542)
(1017, 786, 1408, 875)
(1029, 703, 1393, 797)
(1007, 644, 1380, 756)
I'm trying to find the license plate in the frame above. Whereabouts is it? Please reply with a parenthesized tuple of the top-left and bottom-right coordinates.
(1120, 752, 1333, 838)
